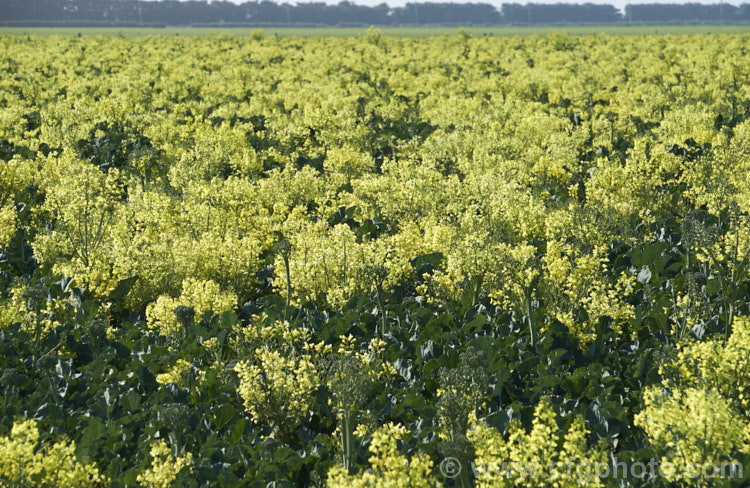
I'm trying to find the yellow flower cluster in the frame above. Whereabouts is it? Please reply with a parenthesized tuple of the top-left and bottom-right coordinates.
(0, 155, 27, 252)
(202, 336, 220, 352)
(670, 291, 704, 341)
(231, 318, 334, 437)
(235, 348, 318, 435)
(238, 317, 331, 359)
(5, 31, 750, 326)
(327, 423, 438, 488)
(682, 122, 750, 215)
(635, 318, 750, 486)
(136, 440, 192, 488)
(146, 278, 237, 336)
(664, 317, 750, 412)
(469, 398, 606, 488)
(543, 208, 637, 342)
(0, 204, 16, 250)
(334, 334, 396, 383)
(694, 213, 750, 266)
(155, 358, 204, 387)
(279, 221, 398, 308)
(33, 156, 124, 298)
(0, 418, 106, 487)
(580, 272, 635, 334)
(5, 32, 750, 354)
(0, 279, 78, 335)
(635, 387, 748, 487)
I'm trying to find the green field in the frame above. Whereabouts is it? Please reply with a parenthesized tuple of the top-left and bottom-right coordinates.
(2, 24, 750, 37)
(4, 30, 750, 487)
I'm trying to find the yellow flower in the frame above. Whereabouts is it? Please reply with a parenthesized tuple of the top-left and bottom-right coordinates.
(0, 203, 17, 250)
(146, 278, 236, 336)
(235, 349, 318, 434)
(327, 423, 438, 488)
(136, 440, 192, 488)
(635, 387, 747, 487)
(0, 419, 106, 487)
(156, 359, 201, 387)
(665, 317, 750, 413)
(469, 398, 606, 488)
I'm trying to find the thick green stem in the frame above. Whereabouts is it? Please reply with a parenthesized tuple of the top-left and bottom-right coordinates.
(341, 410, 354, 472)
(375, 284, 386, 335)
(32, 314, 42, 369)
(283, 253, 291, 322)
(526, 289, 536, 347)
(727, 302, 735, 341)
(472, 274, 483, 307)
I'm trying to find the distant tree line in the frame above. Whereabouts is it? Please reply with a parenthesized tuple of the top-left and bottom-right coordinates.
(2, 0, 750, 26)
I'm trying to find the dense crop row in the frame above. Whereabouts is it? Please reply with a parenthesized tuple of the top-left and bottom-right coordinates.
(1, 31, 750, 487)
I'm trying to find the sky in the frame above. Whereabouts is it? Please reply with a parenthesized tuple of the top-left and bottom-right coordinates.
(215, 0, 747, 15)
(361, 0, 743, 9)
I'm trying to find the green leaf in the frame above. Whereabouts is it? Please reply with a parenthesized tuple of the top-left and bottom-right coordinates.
(107, 275, 138, 304)
(630, 242, 668, 268)
(121, 389, 141, 412)
(210, 404, 238, 431)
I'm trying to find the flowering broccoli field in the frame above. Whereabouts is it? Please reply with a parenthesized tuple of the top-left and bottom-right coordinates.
(2, 31, 750, 487)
